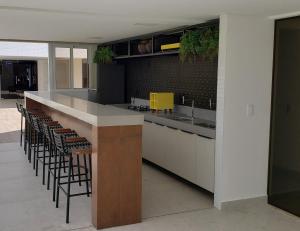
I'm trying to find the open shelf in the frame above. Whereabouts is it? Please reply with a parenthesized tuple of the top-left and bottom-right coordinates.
(114, 50, 179, 60)
(112, 42, 129, 57)
(113, 34, 180, 59)
(106, 20, 219, 60)
(130, 38, 152, 56)
(153, 32, 182, 53)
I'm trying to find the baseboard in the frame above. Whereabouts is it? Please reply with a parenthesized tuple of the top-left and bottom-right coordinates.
(221, 195, 267, 209)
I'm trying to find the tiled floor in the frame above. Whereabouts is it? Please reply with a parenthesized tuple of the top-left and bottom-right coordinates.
(1, 145, 300, 231)
(0, 99, 23, 143)
(0, 142, 213, 231)
(142, 164, 212, 219)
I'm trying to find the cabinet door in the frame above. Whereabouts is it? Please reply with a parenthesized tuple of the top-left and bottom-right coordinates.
(196, 136, 215, 192)
(142, 122, 165, 166)
(172, 130, 197, 183)
(163, 126, 179, 173)
(142, 121, 153, 160)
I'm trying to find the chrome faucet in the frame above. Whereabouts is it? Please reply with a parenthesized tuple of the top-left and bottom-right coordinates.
(131, 97, 135, 106)
(182, 95, 195, 119)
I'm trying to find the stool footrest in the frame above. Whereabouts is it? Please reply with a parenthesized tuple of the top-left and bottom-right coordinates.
(58, 185, 91, 197)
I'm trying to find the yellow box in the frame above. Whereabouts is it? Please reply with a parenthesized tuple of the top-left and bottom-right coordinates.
(150, 92, 174, 110)
(161, 43, 180, 51)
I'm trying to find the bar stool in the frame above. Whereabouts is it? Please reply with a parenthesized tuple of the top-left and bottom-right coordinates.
(48, 128, 78, 202)
(53, 130, 92, 223)
(21, 107, 45, 159)
(31, 117, 57, 182)
(16, 102, 24, 146)
(42, 121, 63, 186)
(28, 112, 52, 169)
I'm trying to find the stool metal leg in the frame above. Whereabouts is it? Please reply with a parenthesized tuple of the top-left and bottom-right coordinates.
(63, 155, 66, 173)
(42, 136, 47, 185)
(56, 152, 62, 208)
(20, 115, 23, 146)
(89, 154, 92, 191)
(33, 131, 37, 170)
(28, 127, 33, 163)
(53, 149, 58, 202)
(71, 162, 75, 181)
(66, 155, 72, 223)
(83, 155, 90, 197)
(76, 155, 81, 186)
(47, 143, 52, 190)
(35, 133, 40, 176)
(24, 120, 27, 153)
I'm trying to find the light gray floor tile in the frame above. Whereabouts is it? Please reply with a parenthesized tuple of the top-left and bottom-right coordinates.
(0, 142, 214, 231)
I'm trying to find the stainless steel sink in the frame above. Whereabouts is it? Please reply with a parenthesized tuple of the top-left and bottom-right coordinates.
(155, 113, 215, 129)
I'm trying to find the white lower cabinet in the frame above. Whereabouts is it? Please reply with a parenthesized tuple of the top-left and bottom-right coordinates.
(142, 121, 215, 192)
(142, 121, 165, 166)
(170, 130, 197, 183)
(195, 136, 215, 192)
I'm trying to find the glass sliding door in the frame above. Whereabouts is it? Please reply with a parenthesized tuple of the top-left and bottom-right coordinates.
(268, 16, 300, 217)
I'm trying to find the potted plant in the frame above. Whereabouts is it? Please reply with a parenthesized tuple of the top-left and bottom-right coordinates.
(179, 26, 219, 62)
(93, 46, 114, 64)
(198, 27, 219, 60)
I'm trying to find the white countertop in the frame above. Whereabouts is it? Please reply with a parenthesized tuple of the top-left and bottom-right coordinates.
(24, 91, 144, 127)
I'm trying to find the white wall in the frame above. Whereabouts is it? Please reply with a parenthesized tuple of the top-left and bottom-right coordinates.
(37, 59, 49, 91)
(215, 14, 274, 208)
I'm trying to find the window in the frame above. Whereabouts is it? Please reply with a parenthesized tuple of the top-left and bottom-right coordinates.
(51, 44, 93, 89)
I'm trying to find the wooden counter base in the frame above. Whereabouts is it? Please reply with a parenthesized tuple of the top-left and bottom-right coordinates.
(26, 98, 142, 229)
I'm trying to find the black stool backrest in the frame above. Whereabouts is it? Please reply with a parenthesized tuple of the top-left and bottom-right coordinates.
(42, 123, 62, 142)
(32, 117, 43, 133)
(52, 131, 66, 153)
(42, 123, 51, 141)
(16, 102, 23, 114)
(21, 107, 31, 123)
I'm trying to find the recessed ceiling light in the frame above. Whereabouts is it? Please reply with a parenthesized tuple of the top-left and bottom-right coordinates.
(134, 23, 160, 27)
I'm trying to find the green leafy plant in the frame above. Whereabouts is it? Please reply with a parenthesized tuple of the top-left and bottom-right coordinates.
(179, 26, 219, 62)
(93, 46, 113, 64)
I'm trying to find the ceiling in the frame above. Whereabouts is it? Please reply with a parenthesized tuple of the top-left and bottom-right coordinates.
(0, 0, 299, 43)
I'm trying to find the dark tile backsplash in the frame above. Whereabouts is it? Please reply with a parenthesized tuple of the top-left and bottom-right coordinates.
(119, 55, 218, 110)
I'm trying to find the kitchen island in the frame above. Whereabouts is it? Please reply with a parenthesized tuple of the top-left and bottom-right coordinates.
(24, 91, 144, 230)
